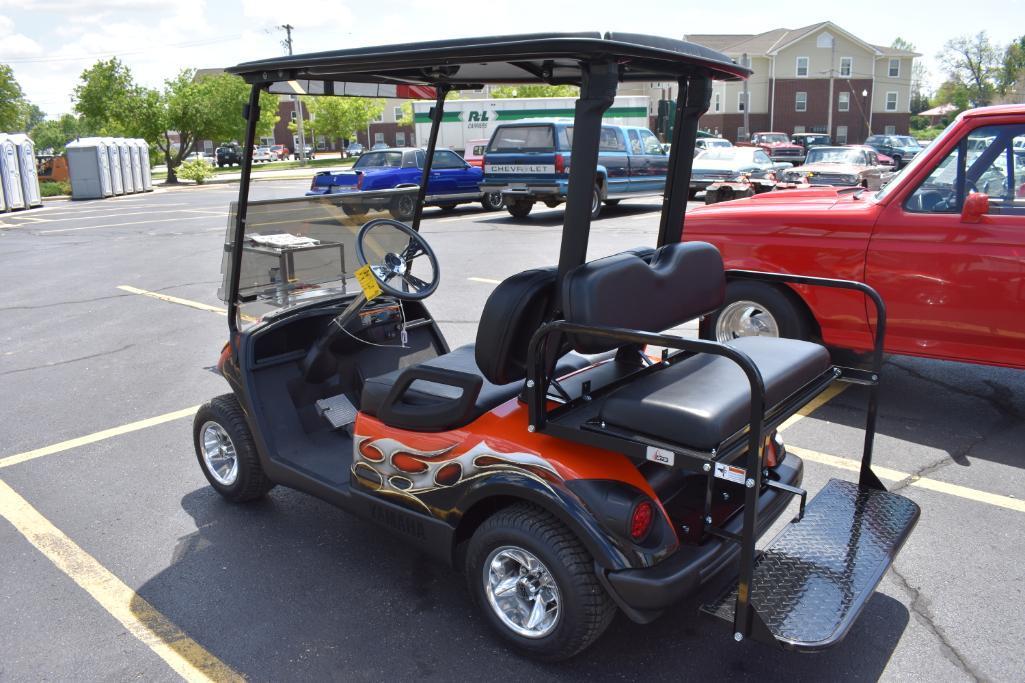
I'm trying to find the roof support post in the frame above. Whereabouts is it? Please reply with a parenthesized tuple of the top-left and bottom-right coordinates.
(659, 75, 711, 246)
(227, 84, 263, 337)
(555, 61, 618, 284)
(411, 84, 450, 232)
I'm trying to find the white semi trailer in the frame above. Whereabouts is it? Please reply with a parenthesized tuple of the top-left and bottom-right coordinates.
(412, 96, 650, 151)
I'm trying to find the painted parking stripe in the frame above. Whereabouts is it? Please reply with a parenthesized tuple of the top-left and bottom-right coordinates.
(787, 445, 1025, 514)
(40, 214, 217, 234)
(0, 478, 243, 682)
(117, 286, 227, 315)
(467, 276, 501, 285)
(0, 405, 200, 470)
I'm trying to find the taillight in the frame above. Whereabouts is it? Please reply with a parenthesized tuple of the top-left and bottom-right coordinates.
(309, 176, 318, 191)
(356, 172, 364, 190)
(630, 501, 654, 541)
(554, 153, 565, 174)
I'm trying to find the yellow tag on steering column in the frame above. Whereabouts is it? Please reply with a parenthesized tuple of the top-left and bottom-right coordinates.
(354, 265, 383, 301)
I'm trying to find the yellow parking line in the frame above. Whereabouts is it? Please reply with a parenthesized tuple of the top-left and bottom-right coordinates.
(436, 213, 486, 223)
(0, 478, 243, 682)
(0, 405, 200, 470)
(40, 214, 217, 234)
(118, 285, 227, 315)
(778, 382, 848, 432)
(787, 445, 1025, 514)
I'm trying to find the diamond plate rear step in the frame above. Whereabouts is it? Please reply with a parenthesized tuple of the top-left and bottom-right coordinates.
(702, 478, 920, 651)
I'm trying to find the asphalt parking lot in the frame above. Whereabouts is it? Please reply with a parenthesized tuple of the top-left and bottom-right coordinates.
(1, 183, 1023, 682)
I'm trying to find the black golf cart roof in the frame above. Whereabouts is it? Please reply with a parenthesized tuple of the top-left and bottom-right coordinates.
(227, 32, 749, 87)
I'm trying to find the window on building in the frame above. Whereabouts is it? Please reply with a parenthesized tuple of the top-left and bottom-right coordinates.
(795, 91, 807, 112)
(374, 132, 385, 144)
(374, 111, 384, 123)
(884, 125, 897, 135)
(840, 57, 853, 77)
(737, 92, 746, 112)
(838, 92, 850, 112)
(793, 125, 806, 134)
(885, 92, 898, 112)
(395, 131, 406, 146)
(796, 56, 809, 77)
(714, 92, 721, 112)
(836, 125, 848, 144)
(394, 106, 404, 121)
(888, 58, 900, 78)
(290, 110, 297, 122)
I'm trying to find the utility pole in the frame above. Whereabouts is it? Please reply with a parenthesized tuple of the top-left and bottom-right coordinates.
(741, 53, 750, 140)
(280, 24, 308, 165)
(826, 36, 835, 140)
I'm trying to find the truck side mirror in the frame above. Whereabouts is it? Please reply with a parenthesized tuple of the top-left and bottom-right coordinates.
(961, 192, 988, 223)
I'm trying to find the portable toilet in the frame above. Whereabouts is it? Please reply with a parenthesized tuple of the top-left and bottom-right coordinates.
(9, 133, 42, 207)
(0, 134, 26, 210)
(66, 137, 114, 199)
(127, 140, 143, 191)
(118, 138, 135, 193)
(134, 139, 153, 191)
(0, 176, 6, 212)
(103, 138, 124, 195)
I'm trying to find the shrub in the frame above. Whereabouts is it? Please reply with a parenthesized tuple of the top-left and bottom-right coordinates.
(39, 181, 71, 197)
(177, 158, 216, 184)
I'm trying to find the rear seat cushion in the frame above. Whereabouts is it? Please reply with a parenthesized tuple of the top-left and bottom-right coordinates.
(598, 336, 831, 451)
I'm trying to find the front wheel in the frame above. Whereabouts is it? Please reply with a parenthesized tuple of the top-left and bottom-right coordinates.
(700, 281, 814, 343)
(481, 191, 505, 211)
(506, 199, 534, 218)
(193, 394, 274, 502)
(465, 503, 616, 661)
(389, 194, 416, 221)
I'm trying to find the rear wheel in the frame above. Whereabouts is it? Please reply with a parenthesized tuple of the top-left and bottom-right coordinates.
(193, 394, 274, 502)
(507, 200, 534, 218)
(342, 205, 368, 217)
(481, 191, 505, 211)
(700, 281, 814, 343)
(590, 185, 603, 219)
(466, 503, 615, 661)
(389, 194, 416, 221)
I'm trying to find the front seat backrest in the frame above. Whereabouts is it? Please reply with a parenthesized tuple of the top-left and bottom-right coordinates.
(475, 267, 557, 385)
(562, 241, 725, 354)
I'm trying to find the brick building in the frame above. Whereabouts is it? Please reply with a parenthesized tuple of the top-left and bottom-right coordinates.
(683, 22, 919, 144)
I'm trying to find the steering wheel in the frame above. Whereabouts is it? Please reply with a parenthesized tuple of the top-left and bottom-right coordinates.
(356, 219, 440, 300)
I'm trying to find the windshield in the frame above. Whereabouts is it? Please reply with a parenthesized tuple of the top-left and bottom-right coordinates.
(895, 136, 921, 148)
(487, 124, 555, 152)
(696, 148, 749, 161)
(805, 148, 865, 165)
(705, 139, 731, 148)
(354, 151, 403, 169)
(876, 119, 960, 202)
(220, 190, 422, 324)
(756, 133, 789, 144)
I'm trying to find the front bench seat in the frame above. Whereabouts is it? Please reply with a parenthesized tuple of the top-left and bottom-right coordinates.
(361, 266, 592, 432)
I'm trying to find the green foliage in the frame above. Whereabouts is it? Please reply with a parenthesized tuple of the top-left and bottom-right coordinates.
(490, 84, 579, 98)
(297, 97, 384, 143)
(935, 79, 972, 110)
(73, 58, 140, 136)
(0, 64, 26, 131)
(938, 32, 1001, 106)
(30, 114, 82, 153)
(909, 125, 946, 141)
(176, 158, 216, 184)
(39, 181, 71, 197)
(999, 36, 1025, 96)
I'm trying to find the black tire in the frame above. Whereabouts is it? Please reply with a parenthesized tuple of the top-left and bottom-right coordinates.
(590, 185, 602, 219)
(891, 155, 902, 169)
(506, 200, 534, 218)
(389, 194, 416, 221)
(700, 280, 814, 343)
(465, 503, 615, 661)
(193, 394, 274, 502)
(438, 202, 458, 212)
(342, 205, 368, 217)
(481, 191, 505, 211)
(604, 199, 621, 207)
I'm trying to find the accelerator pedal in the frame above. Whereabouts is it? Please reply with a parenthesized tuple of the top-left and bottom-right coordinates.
(702, 478, 920, 651)
(316, 394, 358, 430)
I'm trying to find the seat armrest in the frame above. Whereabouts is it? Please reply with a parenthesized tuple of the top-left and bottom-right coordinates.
(378, 365, 484, 432)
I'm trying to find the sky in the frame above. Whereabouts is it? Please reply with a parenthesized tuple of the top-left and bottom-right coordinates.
(1, 0, 1022, 119)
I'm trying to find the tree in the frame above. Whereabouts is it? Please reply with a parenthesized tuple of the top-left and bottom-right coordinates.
(73, 58, 140, 136)
(491, 84, 579, 98)
(0, 64, 26, 131)
(30, 114, 82, 153)
(938, 32, 1001, 106)
(295, 97, 384, 147)
(935, 79, 972, 111)
(17, 102, 45, 132)
(999, 36, 1025, 98)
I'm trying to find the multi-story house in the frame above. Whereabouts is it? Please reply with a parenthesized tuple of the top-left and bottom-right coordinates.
(684, 22, 919, 144)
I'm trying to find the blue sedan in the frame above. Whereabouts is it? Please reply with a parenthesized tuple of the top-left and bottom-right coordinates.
(307, 148, 505, 220)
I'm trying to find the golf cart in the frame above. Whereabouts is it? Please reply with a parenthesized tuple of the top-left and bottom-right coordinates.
(195, 33, 919, 661)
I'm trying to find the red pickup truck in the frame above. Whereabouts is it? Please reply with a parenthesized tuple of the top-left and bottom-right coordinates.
(740, 131, 806, 165)
(684, 105, 1025, 370)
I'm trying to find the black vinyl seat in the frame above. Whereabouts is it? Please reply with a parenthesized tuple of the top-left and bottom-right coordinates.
(598, 336, 831, 451)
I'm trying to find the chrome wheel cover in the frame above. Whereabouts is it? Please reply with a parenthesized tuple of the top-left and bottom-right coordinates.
(483, 546, 561, 638)
(716, 300, 780, 342)
(200, 421, 238, 486)
(483, 191, 503, 209)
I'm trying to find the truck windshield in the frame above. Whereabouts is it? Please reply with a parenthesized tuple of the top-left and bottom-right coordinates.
(487, 125, 555, 152)
(757, 134, 789, 144)
(806, 148, 865, 165)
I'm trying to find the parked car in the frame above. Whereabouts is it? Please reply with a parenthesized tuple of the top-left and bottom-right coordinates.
(790, 133, 831, 151)
(693, 137, 732, 156)
(743, 131, 805, 164)
(684, 103, 1025, 371)
(292, 145, 316, 160)
(863, 134, 923, 168)
(269, 144, 289, 160)
(690, 146, 785, 200)
(184, 152, 216, 166)
(345, 142, 365, 157)
(252, 146, 274, 163)
(215, 144, 243, 167)
(463, 138, 488, 168)
(480, 119, 668, 219)
(307, 147, 505, 218)
(778, 146, 893, 190)
(846, 144, 895, 167)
